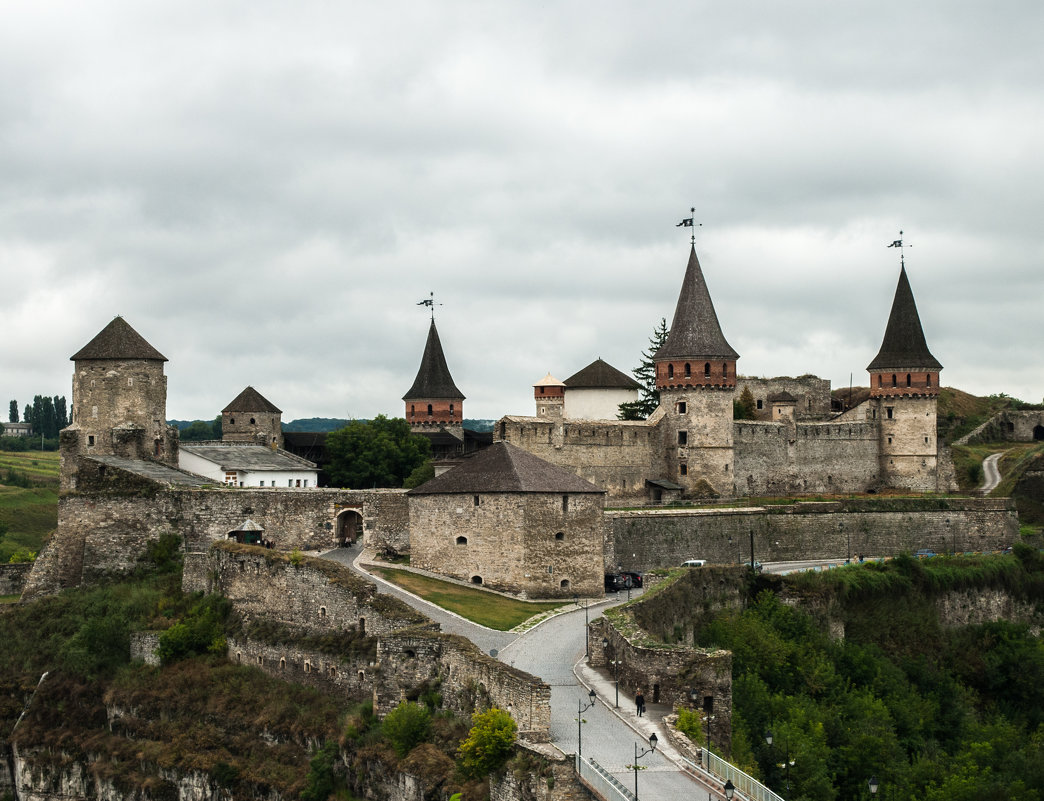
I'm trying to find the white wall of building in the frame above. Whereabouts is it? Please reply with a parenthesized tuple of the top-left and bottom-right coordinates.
(564, 387, 638, 420)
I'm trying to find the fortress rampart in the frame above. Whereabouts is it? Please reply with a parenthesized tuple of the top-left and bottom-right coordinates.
(610, 497, 1019, 573)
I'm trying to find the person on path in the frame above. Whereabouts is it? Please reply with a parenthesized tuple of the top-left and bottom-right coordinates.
(635, 690, 646, 717)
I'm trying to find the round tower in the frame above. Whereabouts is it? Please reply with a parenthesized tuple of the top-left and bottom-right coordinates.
(403, 319, 465, 435)
(533, 373, 566, 418)
(222, 386, 284, 448)
(654, 246, 738, 496)
(867, 264, 942, 491)
(61, 317, 178, 489)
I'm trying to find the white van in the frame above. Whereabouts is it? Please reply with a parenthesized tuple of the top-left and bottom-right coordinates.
(682, 559, 706, 568)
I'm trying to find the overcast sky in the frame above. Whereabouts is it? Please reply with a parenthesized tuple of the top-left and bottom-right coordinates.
(2, 1, 1041, 424)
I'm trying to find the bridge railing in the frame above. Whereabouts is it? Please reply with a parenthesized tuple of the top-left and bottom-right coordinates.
(684, 748, 785, 801)
(575, 754, 637, 801)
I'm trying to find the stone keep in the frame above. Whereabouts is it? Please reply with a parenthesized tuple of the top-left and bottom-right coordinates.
(222, 385, 284, 449)
(408, 441, 606, 598)
(60, 317, 178, 491)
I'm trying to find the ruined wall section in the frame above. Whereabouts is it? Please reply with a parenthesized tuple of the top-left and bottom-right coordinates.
(226, 636, 375, 701)
(611, 498, 1019, 573)
(0, 563, 32, 596)
(497, 416, 657, 500)
(376, 628, 552, 743)
(733, 420, 880, 495)
(187, 543, 430, 638)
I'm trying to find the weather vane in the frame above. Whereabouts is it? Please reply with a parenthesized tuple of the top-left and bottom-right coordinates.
(416, 291, 441, 321)
(676, 207, 701, 245)
(887, 230, 911, 268)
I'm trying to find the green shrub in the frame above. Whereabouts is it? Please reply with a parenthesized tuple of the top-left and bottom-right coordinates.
(383, 701, 432, 758)
(456, 708, 517, 780)
(8, 548, 36, 563)
(157, 594, 230, 664)
(676, 707, 705, 746)
(143, 533, 183, 574)
(299, 742, 339, 801)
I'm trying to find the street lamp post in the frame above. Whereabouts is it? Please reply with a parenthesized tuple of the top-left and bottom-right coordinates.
(601, 637, 620, 709)
(765, 730, 795, 792)
(723, 779, 735, 800)
(868, 775, 879, 798)
(630, 733, 658, 800)
(702, 713, 716, 754)
(576, 689, 596, 756)
(574, 594, 590, 658)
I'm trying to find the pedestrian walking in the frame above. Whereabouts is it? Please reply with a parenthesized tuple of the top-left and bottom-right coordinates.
(635, 690, 645, 717)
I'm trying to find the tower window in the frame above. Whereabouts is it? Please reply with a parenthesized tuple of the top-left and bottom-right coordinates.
(704, 362, 711, 377)
(230, 417, 235, 424)
(678, 431, 688, 445)
(88, 435, 95, 446)
(926, 374, 932, 388)
(886, 407, 894, 420)
(677, 401, 686, 414)
(878, 375, 883, 388)
(410, 404, 415, 416)
(555, 532, 564, 540)
(450, 403, 454, 414)
(756, 399, 763, 410)
(473, 495, 480, 506)
(456, 536, 468, 545)
(684, 363, 691, 377)
(562, 495, 569, 512)
(906, 374, 911, 387)
(668, 364, 674, 379)
(722, 363, 727, 378)
(427, 404, 433, 416)
(891, 374, 897, 387)
(250, 417, 256, 424)
(680, 463, 688, 475)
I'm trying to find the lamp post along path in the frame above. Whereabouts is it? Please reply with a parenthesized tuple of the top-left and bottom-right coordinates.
(576, 689, 596, 757)
(629, 733, 658, 800)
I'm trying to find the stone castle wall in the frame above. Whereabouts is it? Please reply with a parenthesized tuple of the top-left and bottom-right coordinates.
(611, 498, 1019, 573)
(409, 491, 605, 598)
(497, 417, 657, 501)
(184, 544, 430, 638)
(23, 483, 409, 599)
(226, 636, 375, 700)
(375, 628, 552, 742)
(736, 375, 833, 420)
(733, 419, 880, 495)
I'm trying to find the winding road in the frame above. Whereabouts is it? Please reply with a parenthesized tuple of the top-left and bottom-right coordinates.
(978, 451, 1006, 494)
(319, 545, 714, 800)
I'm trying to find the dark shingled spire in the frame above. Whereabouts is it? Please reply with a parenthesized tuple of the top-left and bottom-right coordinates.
(655, 246, 738, 361)
(223, 386, 282, 414)
(408, 441, 602, 495)
(867, 265, 942, 371)
(70, 316, 167, 362)
(564, 358, 640, 390)
(403, 320, 465, 401)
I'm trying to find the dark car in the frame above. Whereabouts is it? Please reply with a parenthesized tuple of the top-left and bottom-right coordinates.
(604, 573, 624, 593)
(619, 571, 643, 589)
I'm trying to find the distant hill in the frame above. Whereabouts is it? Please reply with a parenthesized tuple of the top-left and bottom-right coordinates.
(283, 418, 352, 432)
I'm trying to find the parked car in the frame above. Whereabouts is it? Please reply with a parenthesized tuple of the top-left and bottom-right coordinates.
(619, 571, 643, 588)
(915, 549, 937, 559)
(682, 559, 706, 568)
(604, 573, 625, 592)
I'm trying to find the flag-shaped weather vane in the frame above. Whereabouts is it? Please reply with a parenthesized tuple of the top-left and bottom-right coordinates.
(887, 230, 911, 268)
(417, 291, 441, 320)
(676, 207, 701, 245)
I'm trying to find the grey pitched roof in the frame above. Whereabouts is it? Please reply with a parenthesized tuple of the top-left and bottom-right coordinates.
(564, 359, 640, 390)
(866, 266, 942, 371)
(87, 455, 212, 486)
(403, 320, 465, 401)
(223, 386, 282, 414)
(654, 246, 739, 361)
(180, 444, 317, 471)
(408, 441, 603, 495)
(71, 317, 167, 362)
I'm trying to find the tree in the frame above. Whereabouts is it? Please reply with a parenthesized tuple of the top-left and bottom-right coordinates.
(382, 701, 432, 757)
(618, 318, 669, 420)
(8, 400, 17, 423)
(734, 386, 757, 420)
(456, 707, 517, 779)
(325, 415, 431, 489)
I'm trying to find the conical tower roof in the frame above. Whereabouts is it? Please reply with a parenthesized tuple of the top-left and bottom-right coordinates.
(655, 246, 738, 361)
(403, 320, 465, 401)
(223, 386, 281, 414)
(867, 265, 942, 371)
(564, 358, 640, 389)
(407, 441, 602, 495)
(70, 316, 167, 362)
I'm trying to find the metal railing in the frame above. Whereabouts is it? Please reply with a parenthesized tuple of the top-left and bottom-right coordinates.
(691, 748, 786, 801)
(575, 754, 637, 801)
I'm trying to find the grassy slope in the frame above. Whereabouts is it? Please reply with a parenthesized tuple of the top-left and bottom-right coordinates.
(0, 451, 59, 561)
(372, 567, 566, 630)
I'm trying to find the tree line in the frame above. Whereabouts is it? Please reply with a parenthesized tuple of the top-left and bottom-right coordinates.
(6, 396, 69, 438)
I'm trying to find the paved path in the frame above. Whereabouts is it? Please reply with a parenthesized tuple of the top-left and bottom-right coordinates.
(317, 547, 717, 800)
(978, 451, 1006, 494)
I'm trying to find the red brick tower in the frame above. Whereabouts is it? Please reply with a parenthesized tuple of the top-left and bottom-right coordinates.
(403, 320, 465, 434)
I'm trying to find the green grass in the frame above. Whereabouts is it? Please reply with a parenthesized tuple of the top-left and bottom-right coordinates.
(0, 450, 60, 484)
(0, 485, 58, 562)
(372, 568, 566, 630)
(0, 594, 19, 604)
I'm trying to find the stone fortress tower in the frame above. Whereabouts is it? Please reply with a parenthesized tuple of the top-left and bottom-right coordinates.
(403, 319, 465, 439)
(866, 264, 943, 491)
(653, 245, 740, 496)
(222, 386, 284, 449)
(60, 317, 180, 491)
(533, 373, 566, 419)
